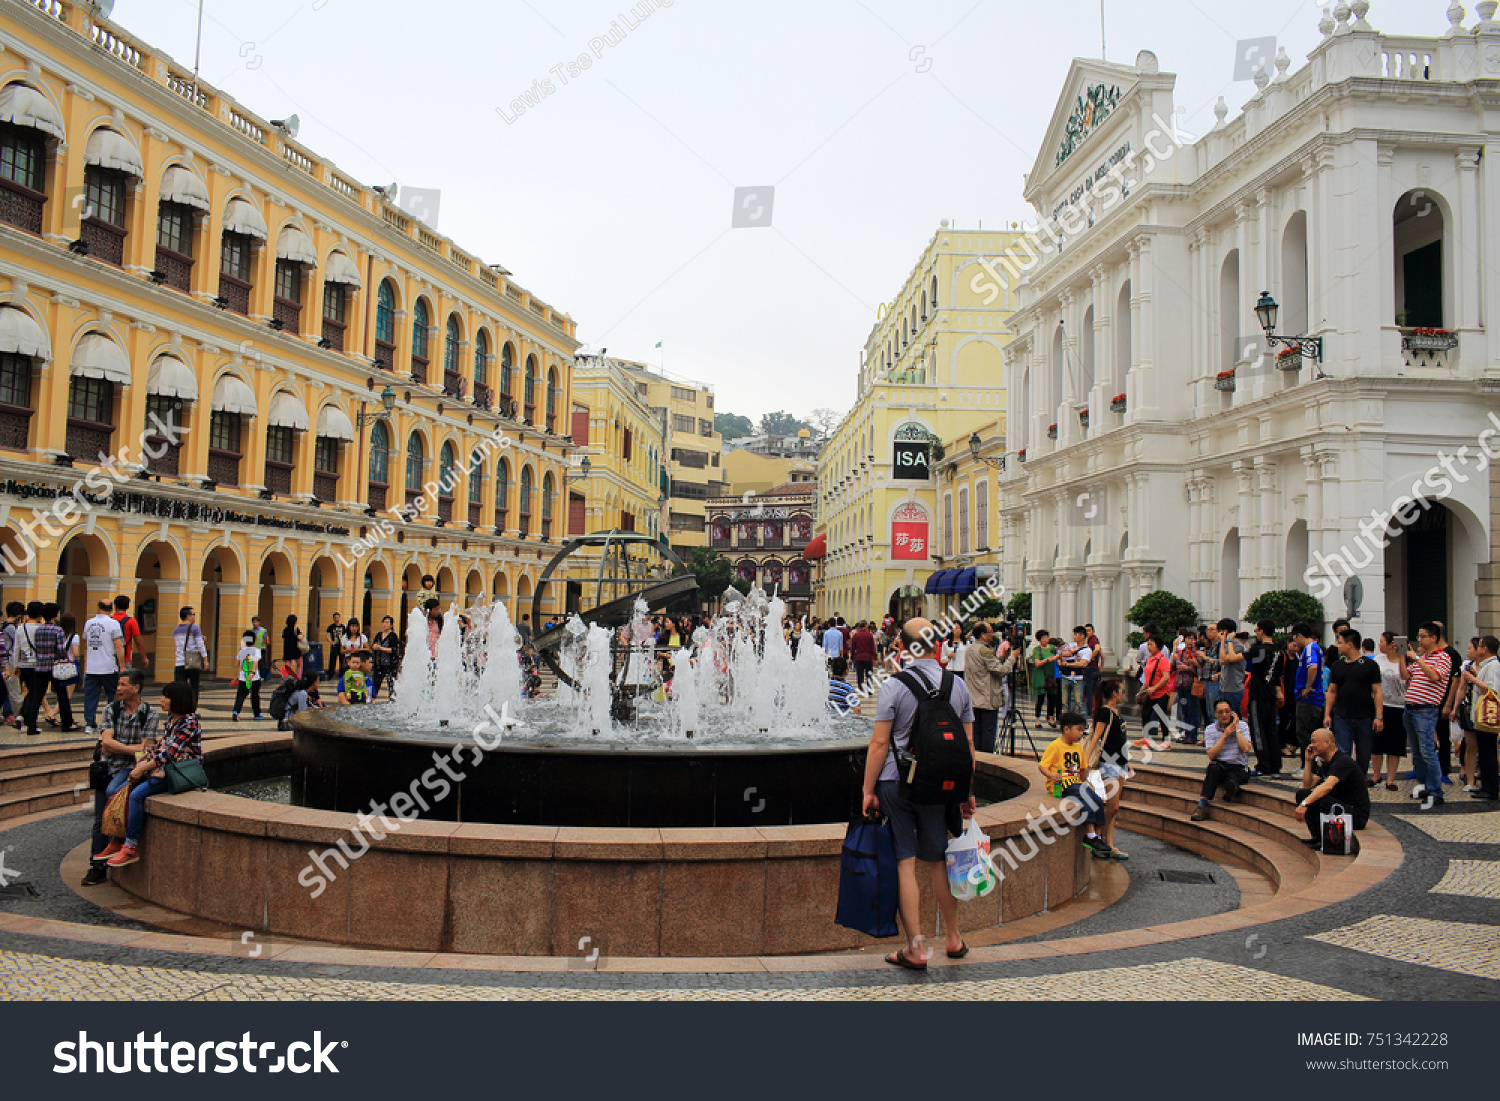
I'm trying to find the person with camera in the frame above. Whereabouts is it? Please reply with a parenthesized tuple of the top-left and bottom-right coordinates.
(964, 621, 1015, 754)
(1400, 622, 1451, 806)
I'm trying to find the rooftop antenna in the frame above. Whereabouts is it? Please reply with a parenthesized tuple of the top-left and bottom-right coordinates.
(191, 0, 203, 101)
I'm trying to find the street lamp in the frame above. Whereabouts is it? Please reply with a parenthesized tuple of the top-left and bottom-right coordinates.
(356, 384, 397, 427)
(1254, 290, 1326, 379)
(968, 431, 1006, 471)
(578, 455, 591, 478)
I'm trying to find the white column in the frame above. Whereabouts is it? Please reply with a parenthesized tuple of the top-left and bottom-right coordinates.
(1456, 146, 1483, 338)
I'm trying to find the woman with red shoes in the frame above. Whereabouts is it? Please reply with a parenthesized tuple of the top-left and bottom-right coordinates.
(93, 680, 202, 869)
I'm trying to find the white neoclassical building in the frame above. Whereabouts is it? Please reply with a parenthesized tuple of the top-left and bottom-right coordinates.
(997, 2, 1500, 656)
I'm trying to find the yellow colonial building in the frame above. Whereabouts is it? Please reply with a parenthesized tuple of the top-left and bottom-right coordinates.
(816, 223, 1021, 623)
(569, 354, 667, 541)
(0, 2, 577, 678)
(614, 362, 723, 561)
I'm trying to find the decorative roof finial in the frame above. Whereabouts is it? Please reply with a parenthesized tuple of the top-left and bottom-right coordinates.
(1350, 0, 1371, 29)
(1319, 7, 1336, 35)
(1213, 96, 1230, 128)
(1333, 1, 1352, 32)
(1274, 46, 1292, 79)
(1447, 1, 1467, 34)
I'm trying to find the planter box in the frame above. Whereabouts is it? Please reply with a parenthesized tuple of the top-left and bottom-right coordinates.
(1046, 425, 1058, 440)
(1213, 375, 1237, 392)
(1275, 352, 1302, 372)
(1109, 397, 1126, 413)
(1403, 333, 1458, 352)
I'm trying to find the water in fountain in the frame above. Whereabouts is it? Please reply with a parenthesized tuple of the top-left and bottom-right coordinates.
(338, 586, 860, 746)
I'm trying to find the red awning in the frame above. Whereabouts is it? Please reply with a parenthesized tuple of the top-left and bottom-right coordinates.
(803, 533, 827, 560)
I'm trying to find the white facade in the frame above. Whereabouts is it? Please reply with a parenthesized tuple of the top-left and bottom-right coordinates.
(998, 4, 1500, 658)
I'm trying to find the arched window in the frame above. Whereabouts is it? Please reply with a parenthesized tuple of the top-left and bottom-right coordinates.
(468, 447, 485, 504)
(500, 343, 514, 398)
(374, 280, 397, 371)
(405, 431, 425, 496)
(524, 355, 537, 421)
(474, 329, 489, 390)
(411, 299, 430, 382)
(518, 466, 534, 537)
(1219, 250, 1240, 377)
(437, 441, 457, 521)
(541, 472, 555, 537)
(495, 457, 511, 532)
(546, 368, 558, 432)
(444, 315, 462, 390)
(931, 275, 938, 310)
(368, 420, 390, 509)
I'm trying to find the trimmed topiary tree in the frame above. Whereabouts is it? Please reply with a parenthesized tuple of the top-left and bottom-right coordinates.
(1006, 591, 1032, 621)
(1245, 590, 1325, 636)
(1125, 590, 1199, 633)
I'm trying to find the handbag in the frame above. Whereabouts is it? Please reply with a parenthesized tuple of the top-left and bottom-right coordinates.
(52, 636, 79, 684)
(101, 783, 130, 839)
(1319, 803, 1353, 855)
(164, 756, 209, 795)
(1191, 677, 1206, 698)
(184, 624, 205, 672)
(1473, 684, 1500, 734)
(89, 741, 112, 790)
(835, 818, 899, 938)
(297, 634, 310, 654)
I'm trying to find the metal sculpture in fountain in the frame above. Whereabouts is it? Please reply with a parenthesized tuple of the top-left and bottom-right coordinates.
(529, 531, 698, 722)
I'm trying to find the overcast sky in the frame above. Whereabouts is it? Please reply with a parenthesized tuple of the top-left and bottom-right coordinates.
(114, 0, 1444, 424)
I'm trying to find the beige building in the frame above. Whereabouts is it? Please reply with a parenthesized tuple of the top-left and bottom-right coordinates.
(707, 480, 816, 613)
(569, 355, 667, 541)
(721, 448, 816, 498)
(816, 223, 1021, 623)
(616, 362, 723, 560)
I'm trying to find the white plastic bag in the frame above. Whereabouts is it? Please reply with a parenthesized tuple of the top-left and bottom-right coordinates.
(1087, 769, 1107, 800)
(945, 819, 996, 900)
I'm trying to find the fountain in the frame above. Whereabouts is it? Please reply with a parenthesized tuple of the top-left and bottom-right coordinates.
(291, 532, 872, 827)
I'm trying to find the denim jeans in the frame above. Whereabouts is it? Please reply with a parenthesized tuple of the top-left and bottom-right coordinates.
(1082, 669, 1100, 714)
(1404, 706, 1443, 795)
(105, 770, 167, 845)
(1331, 715, 1373, 777)
(1060, 782, 1104, 827)
(82, 672, 119, 730)
(973, 708, 999, 754)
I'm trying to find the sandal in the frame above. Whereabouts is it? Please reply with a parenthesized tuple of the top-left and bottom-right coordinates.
(886, 949, 927, 971)
(1111, 848, 1130, 861)
(946, 942, 970, 959)
(1385, 782, 1398, 791)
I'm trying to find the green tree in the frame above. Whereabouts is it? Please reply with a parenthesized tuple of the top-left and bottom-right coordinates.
(685, 547, 733, 603)
(1245, 590, 1325, 637)
(1125, 590, 1199, 633)
(759, 410, 809, 437)
(714, 412, 754, 440)
(1006, 591, 1032, 620)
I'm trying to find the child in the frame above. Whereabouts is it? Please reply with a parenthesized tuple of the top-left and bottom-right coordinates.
(231, 631, 262, 721)
(338, 653, 370, 706)
(1038, 710, 1112, 858)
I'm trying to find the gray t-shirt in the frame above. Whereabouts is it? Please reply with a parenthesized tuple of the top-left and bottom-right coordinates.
(1205, 718, 1251, 766)
(1217, 638, 1249, 693)
(874, 658, 975, 782)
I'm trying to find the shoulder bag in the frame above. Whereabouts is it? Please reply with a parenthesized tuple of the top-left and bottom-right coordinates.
(184, 624, 205, 672)
(51, 634, 79, 684)
(165, 756, 209, 794)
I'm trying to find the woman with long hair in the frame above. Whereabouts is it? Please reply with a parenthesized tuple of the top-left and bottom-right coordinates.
(281, 614, 304, 679)
(1087, 677, 1131, 860)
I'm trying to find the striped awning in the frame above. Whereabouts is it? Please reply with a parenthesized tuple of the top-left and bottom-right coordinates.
(315, 404, 355, 441)
(211, 375, 257, 417)
(223, 198, 268, 239)
(0, 83, 64, 141)
(0, 306, 49, 360)
(324, 250, 362, 287)
(70, 332, 131, 384)
(268, 391, 309, 431)
(160, 165, 210, 211)
(145, 354, 198, 401)
(83, 128, 143, 178)
(276, 225, 317, 266)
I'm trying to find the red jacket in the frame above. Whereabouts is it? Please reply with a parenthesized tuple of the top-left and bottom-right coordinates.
(851, 629, 877, 661)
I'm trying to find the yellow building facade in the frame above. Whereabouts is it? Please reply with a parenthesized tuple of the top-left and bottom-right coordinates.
(616, 363, 723, 561)
(569, 354, 666, 541)
(0, 2, 577, 678)
(816, 224, 1021, 623)
(720, 448, 816, 498)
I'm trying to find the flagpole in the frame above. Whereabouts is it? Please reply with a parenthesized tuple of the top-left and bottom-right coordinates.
(1100, 0, 1106, 60)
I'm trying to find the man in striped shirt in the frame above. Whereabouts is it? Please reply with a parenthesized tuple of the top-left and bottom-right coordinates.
(1399, 621, 1450, 806)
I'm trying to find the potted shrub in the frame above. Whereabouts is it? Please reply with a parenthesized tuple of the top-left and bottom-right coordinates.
(1077, 406, 1090, 429)
(1275, 347, 1302, 371)
(1214, 369, 1237, 392)
(1109, 392, 1126, 413)
(1046, 422, 1058, 439)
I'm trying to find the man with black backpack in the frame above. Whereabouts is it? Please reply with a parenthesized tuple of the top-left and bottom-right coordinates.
(862, 617, 976, 971)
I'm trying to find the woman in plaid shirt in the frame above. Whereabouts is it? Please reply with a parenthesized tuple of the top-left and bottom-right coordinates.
(99, 680, 202, 868)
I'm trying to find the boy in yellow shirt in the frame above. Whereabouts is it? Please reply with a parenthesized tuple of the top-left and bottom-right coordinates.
(1039, 710, 1112, 858)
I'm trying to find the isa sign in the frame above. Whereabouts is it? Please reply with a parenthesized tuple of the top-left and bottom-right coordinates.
(892, 440, 931, 480)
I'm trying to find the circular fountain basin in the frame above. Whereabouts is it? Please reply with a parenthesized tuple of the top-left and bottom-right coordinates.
(294, 708, 882, 828)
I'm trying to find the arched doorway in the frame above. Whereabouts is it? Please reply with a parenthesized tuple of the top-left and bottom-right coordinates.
(400, 563, 425, 641)
(516, 574, 533, 628)
(199, 544, 243, 680)
(133, 539, 184, 681)
(466, 569, 484, 606)
(257, 550, 296, 665)
(1221, 529, 1241, 620)
(56, 533, 112, 623)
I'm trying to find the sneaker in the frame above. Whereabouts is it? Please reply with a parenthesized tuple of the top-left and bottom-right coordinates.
(1084, 836, 1111, 857)
(107, 843, 139, 867)
(92, 840, 123, 861)
(1441, 775, 1454, 785)
(1190, 805, 1208, 822)
(1463, 784, 1475, 793)
(1427, 795, 1445, 807)
(80, 865, 108, 887)
(231, 713, 239, 723)
(84, 725, 97, 738)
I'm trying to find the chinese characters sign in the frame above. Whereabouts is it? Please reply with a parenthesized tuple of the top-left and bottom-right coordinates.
(891, 503, 929, 561)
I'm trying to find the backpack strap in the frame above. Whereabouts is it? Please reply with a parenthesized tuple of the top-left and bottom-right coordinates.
(894, 668, 938, 700)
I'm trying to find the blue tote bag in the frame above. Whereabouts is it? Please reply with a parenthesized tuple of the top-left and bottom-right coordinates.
(835, 818, 899, 938)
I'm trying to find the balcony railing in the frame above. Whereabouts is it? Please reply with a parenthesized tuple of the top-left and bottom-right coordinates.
(155, 248, 192, 293)
(146, 440, 181, 476)
(474, 382, 492, 410)
(0, 404, 32, 450)
(65, 419, 113, 464)
(437, 497, 453, 523)
(374, 339, 395, 372)
(265, 462, 292, 496)
(272, 297, 301, 335)
(321, 318, 345, 353)
(444, 369, 463, 397)
(207, 448, 241, 486)
(314, 471, 338, 501)
(368, 482, 387, 511)
(80, 218, 125, 266)
(218, 274, 250, 316)
(411, 354, 428, 385)
(0, 179, 44, 235)
(466, 500, 480, 526)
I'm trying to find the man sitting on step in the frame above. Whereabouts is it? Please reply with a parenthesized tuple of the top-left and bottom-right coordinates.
(1294, 726, 1370, 849)
(1190, 698, 1254, 821)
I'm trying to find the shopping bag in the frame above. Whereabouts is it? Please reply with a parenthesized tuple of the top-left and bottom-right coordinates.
(1087, 769, 1108, 800)
(945, 818, 995, 900)
(101, 783, 130, 839)
(1319, 803, 1354, 855)
(835, 819, 899, 938)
